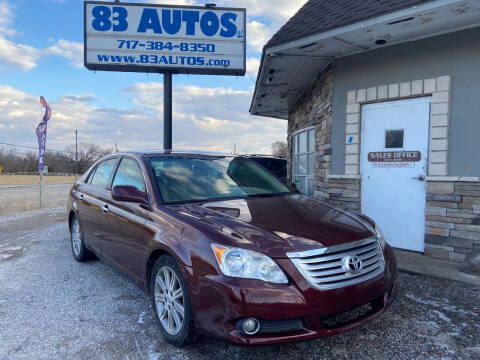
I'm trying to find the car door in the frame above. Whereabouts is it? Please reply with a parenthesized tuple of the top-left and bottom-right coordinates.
(76, 157, 119, 255)
(100, 156, 148, 282)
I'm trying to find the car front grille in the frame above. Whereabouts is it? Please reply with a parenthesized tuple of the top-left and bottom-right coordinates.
(287, 237, 385, 290)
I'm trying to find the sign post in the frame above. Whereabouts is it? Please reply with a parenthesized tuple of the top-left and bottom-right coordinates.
(164, 72, 172, 150)
(84, 1, 246, 149)
(39, 172, 43, 209)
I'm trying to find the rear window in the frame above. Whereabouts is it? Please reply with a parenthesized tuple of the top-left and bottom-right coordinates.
(89, 158, 118, 189)
(252, 158, 287, 176)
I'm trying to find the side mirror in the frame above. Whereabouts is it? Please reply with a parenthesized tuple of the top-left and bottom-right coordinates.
(112, 185, 148, 204)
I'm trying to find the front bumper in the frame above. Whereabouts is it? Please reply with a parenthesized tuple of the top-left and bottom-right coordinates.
(183, 246, 398, 345)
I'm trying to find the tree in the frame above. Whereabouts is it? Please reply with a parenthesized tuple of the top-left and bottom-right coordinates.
(65, 143, 113, 174)
(271, 141, 288, 157)
(0, 143, 112, 174)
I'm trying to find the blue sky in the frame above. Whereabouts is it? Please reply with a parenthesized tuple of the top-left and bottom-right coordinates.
(0, 0, 307, 154)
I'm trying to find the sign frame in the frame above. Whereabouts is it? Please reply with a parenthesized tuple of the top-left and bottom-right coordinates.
(83, 1, 247, 76)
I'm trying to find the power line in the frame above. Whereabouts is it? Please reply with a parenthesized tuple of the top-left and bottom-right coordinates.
(0, 141, 74, 154)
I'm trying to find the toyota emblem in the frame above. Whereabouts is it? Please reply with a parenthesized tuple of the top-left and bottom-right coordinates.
(342, 255, 363, 274)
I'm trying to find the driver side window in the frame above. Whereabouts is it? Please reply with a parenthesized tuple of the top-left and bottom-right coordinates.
(112, 158, 145, 192)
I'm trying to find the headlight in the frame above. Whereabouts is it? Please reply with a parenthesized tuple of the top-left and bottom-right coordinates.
(212, 244, 288, 284)
(375, 224, 387, 250)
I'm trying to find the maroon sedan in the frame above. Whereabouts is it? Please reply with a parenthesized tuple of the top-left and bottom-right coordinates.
(67, 151, 397, 346)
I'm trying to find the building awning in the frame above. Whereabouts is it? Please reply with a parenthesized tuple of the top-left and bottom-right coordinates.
(250, 0, 480, 120)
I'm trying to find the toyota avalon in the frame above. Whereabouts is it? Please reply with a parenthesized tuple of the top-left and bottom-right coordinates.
(67, 151, 397, 346)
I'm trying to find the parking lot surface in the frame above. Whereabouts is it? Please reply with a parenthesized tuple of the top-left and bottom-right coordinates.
(0, 208, 479, 360)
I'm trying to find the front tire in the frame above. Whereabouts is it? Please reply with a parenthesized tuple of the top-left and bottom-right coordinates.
(150, 255, 196, 346)
(70, 215, 93, 262)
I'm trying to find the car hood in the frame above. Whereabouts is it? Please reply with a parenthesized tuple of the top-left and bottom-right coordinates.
(174, 194, 375, 258)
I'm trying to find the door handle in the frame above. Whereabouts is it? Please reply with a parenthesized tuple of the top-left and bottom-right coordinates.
(412, 174, 426, 182)
(102, 204, 109, 214)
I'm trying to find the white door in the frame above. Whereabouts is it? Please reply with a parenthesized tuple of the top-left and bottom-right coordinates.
(361, 97, 431, 252)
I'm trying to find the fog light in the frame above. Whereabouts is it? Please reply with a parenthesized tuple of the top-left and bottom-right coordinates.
(242, 318, 260, 335)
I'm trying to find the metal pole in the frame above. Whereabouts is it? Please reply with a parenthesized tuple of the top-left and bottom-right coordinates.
(75, 130, 78, 180)
(163, 72, 173, 150)
(39, 172, 43, 209)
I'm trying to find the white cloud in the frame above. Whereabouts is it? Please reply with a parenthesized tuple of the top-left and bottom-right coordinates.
(0, 38, 40, 71)
(0, 1, 40, 71)
(211, 1, 308, 23)
(124, 82, 286, 153)
(246, 57, 260, 78)
(0, 83, 286, 155)
(45, 39, 84, 69)
(247, 20, 274, 52)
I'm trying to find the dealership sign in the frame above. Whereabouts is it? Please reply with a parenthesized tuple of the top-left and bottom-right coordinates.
(84, 1, 246, 75)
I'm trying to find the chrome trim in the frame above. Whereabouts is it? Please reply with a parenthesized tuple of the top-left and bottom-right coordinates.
(287, 237, 385, 290)
(286, 247, 328, 259)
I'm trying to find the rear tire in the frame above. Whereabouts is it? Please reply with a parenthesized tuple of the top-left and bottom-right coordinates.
(70, 215, 93, 262)
(150, 255, 196, 346)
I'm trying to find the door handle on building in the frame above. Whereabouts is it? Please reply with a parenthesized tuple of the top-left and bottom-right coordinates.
(413, 174, 426, 182)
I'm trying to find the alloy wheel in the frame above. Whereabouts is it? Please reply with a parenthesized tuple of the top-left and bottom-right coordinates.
(71, 218, 82, 256)
(154, 266, 185, 335)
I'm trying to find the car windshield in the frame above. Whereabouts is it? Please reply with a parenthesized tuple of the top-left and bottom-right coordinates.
(149, 156, 292, 204)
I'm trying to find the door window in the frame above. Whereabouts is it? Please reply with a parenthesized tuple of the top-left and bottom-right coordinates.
(112, 158, 145, 192)
(89, 158, 118, 189)
(292, 127, 315, 196)
(385, 129, 404, 149)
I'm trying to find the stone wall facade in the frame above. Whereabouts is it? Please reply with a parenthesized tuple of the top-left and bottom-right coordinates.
(425, 179, 480, 262)
(324, 176, 361, 211)
(288, 67, 334, 199)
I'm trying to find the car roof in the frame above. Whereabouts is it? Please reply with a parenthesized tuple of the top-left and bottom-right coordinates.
(113, 149, 235, 158)
(245, 154, 286, 160)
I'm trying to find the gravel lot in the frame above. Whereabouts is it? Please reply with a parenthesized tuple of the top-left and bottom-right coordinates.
(0, 184, 72, 215)
(0, 208, 479, 360)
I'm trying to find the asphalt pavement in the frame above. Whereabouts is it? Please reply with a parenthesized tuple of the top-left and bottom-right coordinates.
(0, 208, 479, 360)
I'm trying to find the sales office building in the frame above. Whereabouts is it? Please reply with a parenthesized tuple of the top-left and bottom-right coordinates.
(250, 0, 480, 263)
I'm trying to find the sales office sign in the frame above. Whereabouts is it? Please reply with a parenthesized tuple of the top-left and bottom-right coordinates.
(368, 151, 421, 168)
(84, 1, 246, 76)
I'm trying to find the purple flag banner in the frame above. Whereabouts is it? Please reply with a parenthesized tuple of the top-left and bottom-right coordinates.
(36, 96, 51, 172)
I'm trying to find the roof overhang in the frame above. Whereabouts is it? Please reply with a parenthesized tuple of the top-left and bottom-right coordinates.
(251, 0, 480, 119)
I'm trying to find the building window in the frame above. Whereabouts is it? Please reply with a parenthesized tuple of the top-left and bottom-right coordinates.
(292, 127, 315, 196)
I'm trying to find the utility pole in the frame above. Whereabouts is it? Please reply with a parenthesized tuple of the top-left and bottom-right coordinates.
(75, 130, 78, 180)
(163, 72, 173, 150)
